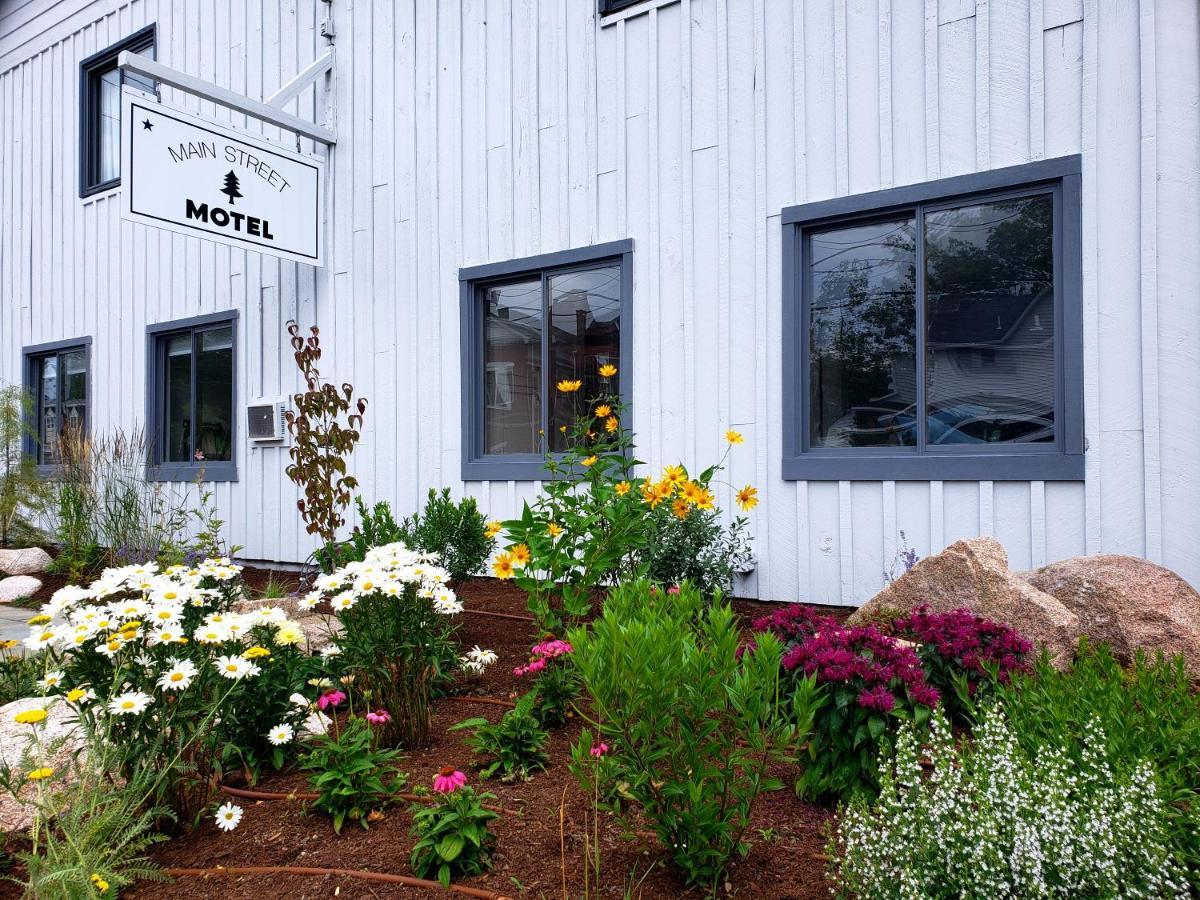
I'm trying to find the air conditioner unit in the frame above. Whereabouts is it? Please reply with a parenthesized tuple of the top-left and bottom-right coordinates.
(247, 399, 288, 443)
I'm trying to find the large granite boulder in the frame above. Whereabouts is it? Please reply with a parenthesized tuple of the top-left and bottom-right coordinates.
(0, 576, 41, 603)
(1022, 554, 1200, 674)
(0, 697, 84, 832)
(851, 536, 1079, 666)
(0, 548, 51, 577)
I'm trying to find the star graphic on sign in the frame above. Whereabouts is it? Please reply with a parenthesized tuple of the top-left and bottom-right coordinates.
(142, 118, 154, 130)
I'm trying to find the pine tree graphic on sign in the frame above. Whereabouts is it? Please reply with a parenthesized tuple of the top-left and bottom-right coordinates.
(221, 170, 243, 205)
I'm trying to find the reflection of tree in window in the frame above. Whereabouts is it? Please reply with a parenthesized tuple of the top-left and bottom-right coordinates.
(549, 266, 620, 451)
(809, 220, 916, 448)
(925, 194, 1054, 445)
(33, 349, 88, 466)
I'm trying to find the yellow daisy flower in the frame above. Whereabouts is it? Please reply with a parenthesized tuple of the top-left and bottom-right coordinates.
(484, 520, 503, 539)
(594, 403, 612, 418)
(671, 497, 690, 520)
(26, 767, 54, 781)
(735, 485, 759, 511)
(243, 646, 271, 659)
(725, 429, 744, 445)
(26, 614, 51, 626)
(556, 379, 583, 393)
(547, 522, 564, 538)
(614, 481, 631, 496)
(492, 553, 516, 580)
(598, 364, 618, 378)
(581, 455, 598, 467)
(510, 544, 532, 567)
(14, 709, 47, 725)
(604, 416, 619, 433)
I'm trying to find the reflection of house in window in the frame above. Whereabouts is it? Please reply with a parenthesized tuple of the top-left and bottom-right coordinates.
(485, 362, 515, 410)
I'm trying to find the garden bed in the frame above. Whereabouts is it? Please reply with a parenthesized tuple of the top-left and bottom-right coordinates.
(114, 579, 838, 900)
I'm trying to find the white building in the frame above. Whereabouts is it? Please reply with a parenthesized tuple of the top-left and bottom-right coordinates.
(1, 0, 1198, 604)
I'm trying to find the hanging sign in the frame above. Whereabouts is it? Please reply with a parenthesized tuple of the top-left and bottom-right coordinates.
(121, 91, 324, 266)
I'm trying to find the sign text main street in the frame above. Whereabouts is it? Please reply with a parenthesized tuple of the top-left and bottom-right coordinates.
(121, 91, 324, 266)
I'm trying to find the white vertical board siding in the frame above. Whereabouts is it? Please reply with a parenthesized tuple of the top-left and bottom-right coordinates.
(1, 0, 1197, 602)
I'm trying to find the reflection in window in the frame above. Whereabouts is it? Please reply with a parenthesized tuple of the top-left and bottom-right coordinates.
(29, 347, 88, 466)
(809, 220, 916, 448)
(484, 281, 542, 454)
(158, 324, 234, 464)
(925, 195, 1054, 445)
(549, 265, 621, 450)
(475, 260, 623, 458)
(806, 191, 1057, 451)
(81, 27, 155, 194)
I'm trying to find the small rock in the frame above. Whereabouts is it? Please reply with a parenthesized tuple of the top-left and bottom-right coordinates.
(0, 548, 51, 577)
(233, 595, 304, 620)
(0, 576, 42, 603)
(297, 614, 342, 652)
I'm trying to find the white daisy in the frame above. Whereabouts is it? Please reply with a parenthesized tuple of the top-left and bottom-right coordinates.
(194, 623, 231, 644)
(214, 655, 261, 680)
(266, 723, 295, 746)
(298, 592, 322, 611)
(23, 626, 59, 653)
(466, 646, 498, 666)
(108, 691, 152, 716)
(38, 670, 65, 690)
(214, 802, 243, 832)
(157, 659, 198, 692)
(318, 644, 342, 658)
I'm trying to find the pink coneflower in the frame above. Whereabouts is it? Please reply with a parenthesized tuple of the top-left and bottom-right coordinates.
(589, 741, 610, 758)
(433, 767, 467, 794)
(366, 709, 391, 725)
(666, 585, 680, 595)
(317, 689, 346, 711)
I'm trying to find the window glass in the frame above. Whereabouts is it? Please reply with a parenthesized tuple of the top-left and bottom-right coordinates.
(61, 350, 87, 451)
(484, 280, 542, 455)
(97, 67, 122, 183)
(548, 266, 621, 450)
(925, 194, 1054, 445)
(809, 219, 917, 448)
(38, 357, 59, 466)
(195, 327, 234, 462)
(165, 334, 192, 462)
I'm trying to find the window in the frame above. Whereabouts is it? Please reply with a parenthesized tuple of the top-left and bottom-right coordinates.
(781, 155, 1082, 481)
(146, 311, 237, 481)
(22, 339, 91, 468)
(460, 240, 633, 481)
(79, 24, 156, 197)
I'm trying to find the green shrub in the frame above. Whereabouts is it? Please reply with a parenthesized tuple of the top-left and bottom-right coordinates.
(642, 511, 753, 596)
(398, 488, 494, 584)
(568, 581, 813, 891)
(450, 691, 550, 781)
(830, 707, 1189, 899)
(997, 641, 1200, 889)
(410, 779, 499, 888)
(335, 496, 405, 566)
(300, 716, 405, 833)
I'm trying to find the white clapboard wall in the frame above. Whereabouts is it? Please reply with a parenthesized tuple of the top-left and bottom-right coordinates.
(1, 0, 1198, 605)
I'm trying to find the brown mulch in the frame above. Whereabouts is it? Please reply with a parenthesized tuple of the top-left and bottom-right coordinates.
(116, 577, 839, 900)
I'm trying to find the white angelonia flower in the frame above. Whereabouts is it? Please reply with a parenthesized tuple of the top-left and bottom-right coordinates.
(214, 802, 243, 832)
(108, 691, 152, 716)
(157, 659, 198, 692)
(266, 723, 295, 746)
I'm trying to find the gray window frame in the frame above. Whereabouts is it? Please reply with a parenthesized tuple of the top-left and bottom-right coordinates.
(145, 309, 238, 483)
(599, 0, 647, 14)
(781, 155, 1083, 481)
(79, 24, 156, 198)
(22, 337, 92, 474)
(459, 240, 634, 482)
